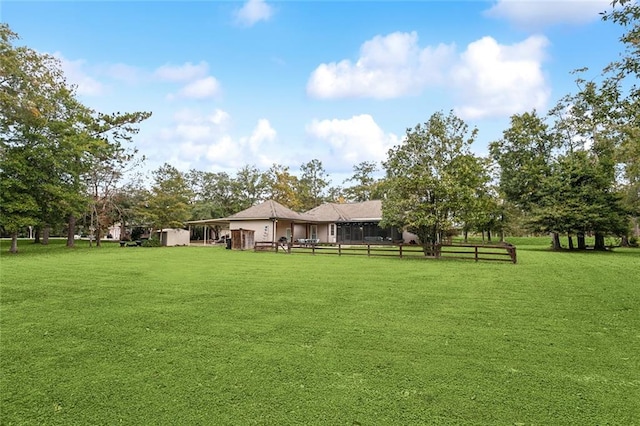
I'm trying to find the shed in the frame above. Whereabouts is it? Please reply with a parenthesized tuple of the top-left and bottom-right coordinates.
(231, 228, 254, 250)
(158, 228, 190, 246)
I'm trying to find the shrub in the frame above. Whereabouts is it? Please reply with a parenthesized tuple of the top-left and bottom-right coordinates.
(142, 238, 161, 247)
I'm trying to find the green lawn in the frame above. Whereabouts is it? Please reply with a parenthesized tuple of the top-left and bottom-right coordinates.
(1, 239, 639, 424)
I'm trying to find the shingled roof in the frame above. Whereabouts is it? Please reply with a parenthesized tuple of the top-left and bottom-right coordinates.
(305, 200, 382, 222)
(227, 200, 310, 221)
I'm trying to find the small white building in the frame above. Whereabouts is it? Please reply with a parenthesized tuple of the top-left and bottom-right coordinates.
(157, 228, 190, 246)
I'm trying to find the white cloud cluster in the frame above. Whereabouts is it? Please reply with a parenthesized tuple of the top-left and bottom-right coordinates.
(157, 109, 279, 170)
(307, 31, 455, 99)
(306, 114, 400, 168)
(155, 61, 221, 100)
(451, 35, 550, 119)
(307, 31, 551, 119)
(235, 0, 273, 27)
(484, 0, 611, 29)
(154, 61, 209, 82)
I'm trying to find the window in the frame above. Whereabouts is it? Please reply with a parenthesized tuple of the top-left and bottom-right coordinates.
(310, 225, 317, 240)
(330, 224, 335, 236)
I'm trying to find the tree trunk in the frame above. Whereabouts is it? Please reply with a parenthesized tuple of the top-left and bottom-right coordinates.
(621, 235, 629, 247)
(120, 221, 126, 241)
(34, 227, 41, 244)
(42, 226, 50, 245)
(96, 226, 102, 247)
(10, 232, 18, 253)
(568, 233, 574, 250)
(463, 229, 468, 243)
(594, 232, 606, 250)
(577, 232, 586, 250)
(67, 215, 76, 247)
(551, 232, 562, 250)
(487, 229, 492, 243)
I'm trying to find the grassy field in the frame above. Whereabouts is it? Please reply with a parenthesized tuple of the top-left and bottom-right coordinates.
(1, 238, 639, 424)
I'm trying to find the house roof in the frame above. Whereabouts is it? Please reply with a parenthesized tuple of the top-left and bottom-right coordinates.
(305, 200, 382, 222)
(187, 199, 384, 225)
(227, 200, 311, 222)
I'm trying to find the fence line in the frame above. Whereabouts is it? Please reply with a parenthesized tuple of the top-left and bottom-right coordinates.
(254, 241, 517, 263)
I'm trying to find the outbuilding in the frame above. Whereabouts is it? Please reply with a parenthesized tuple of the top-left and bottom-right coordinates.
(157, 228, 190, 246)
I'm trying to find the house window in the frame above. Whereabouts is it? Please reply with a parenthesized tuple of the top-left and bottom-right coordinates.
(286, 228, 291, 242)
(330, 224, 335, 237)
(310, 225, 317, 240)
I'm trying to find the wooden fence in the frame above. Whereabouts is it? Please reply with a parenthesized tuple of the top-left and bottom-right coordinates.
(254, 241, 517, 264)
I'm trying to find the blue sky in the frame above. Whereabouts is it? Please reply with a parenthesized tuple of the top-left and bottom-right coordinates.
(1, 0, 623, 183)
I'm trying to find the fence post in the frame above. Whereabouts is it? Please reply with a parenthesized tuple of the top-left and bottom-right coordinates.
(312, 244, 315, 255)
(475, 246, 478, 262)
(287, 242, 291, 254)
(367, 244, 370, 257)
(399, 244, 403, 259)
(511, 246, 517, 264)
(338, 244, 341, 256)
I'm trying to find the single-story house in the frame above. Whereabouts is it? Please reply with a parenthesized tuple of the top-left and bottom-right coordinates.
(304, 200, 408, 244)
(193, 199, 415, 248)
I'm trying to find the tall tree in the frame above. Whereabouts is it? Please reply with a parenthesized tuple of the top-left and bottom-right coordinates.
(264, 163, 301, 210)
(343, 161, 382, 202)
(298, 159, 330, 210)
(234, 164, 267, 210)
(0, 24, 150, 252)
(381, 110, 482, 251)
(141, 164, 193, 233)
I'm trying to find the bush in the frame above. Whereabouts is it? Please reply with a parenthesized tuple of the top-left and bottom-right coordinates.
(142, 238, 161, 247)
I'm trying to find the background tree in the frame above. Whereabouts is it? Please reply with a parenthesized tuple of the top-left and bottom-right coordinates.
(234, 164, 267, 210)
(264, 164, 301, 210)
(343, 161, 383, 202)
(381, 110, 482, 252)
(298, 159, 330, 210)
(141, 164, 193, 234)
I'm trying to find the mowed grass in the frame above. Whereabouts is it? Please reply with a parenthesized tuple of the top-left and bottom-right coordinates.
(1, 239, 639, 425)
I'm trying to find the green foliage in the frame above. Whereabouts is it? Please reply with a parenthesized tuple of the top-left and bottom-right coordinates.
(298, 159, 330, 210)
(140, 164, 192, 231)
(141, 237, 161, 247)
(263, 163, 301, 210)
(343, 161, 383, 202)
(1, 240, 638, 424)
(382, 110, 487, 245)
(0, 24, 150, 252)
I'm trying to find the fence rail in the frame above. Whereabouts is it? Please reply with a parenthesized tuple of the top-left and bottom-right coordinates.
(254, 241, 517, 263)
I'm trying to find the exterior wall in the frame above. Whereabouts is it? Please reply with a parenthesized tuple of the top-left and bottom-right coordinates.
(107, 224, 121, 240)
(317, 223, 335, 243)
(230, 220, 275, 242)
(160, 229, 190, 246)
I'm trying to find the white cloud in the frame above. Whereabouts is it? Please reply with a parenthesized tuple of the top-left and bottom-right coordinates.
(235, 0, 273, 27)
(53, 53, 105, 96)
(306, 114, 400, 168)
(484, 0, 610, 28)
(105, 63, 143, 84)
(247, 119, 277, 148)
(307, 31, 552, 119)
(154, 61, 209, 82)
(307, 32, 455, 99)
(175, 76, 221, 99)
(451, 35, 550, 119)
(157, 110, 279, 170)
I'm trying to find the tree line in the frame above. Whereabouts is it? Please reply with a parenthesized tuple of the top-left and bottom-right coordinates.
(1, 0, 638, 252)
